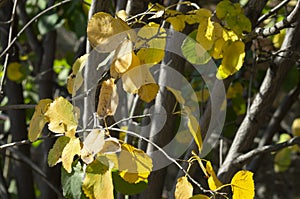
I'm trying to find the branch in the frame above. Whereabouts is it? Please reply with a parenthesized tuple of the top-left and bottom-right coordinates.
(257, 0, 291, 24)
(0, 104, 36, 111)
(245, 0, 300, 42)
(235, 136, 300, 166)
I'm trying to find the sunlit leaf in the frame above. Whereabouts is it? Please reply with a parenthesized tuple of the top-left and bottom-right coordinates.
(116, 10, 128, 21)
(96, 78, 118, 118)
(45, 97, 78, 134)
(99, 137, 121, 154)
(28, 99, 52, 142)
(231, 170, 255, 199)
(187, 115, 202, 151)
(67, 54, 88, 95)
(61, 160, 84, 199)
(292, 118, 300, 136)
(82, 157, 114, 199)
(137, 23, 166, 64)
(206, 161, 223, 190)
(48, 136, 70, 167)
(111, 39, 133, 74)
(186, 9, 212, 24)
(62, 138, 81, 173)
(166, 87, 185, 104)
(273, 29, 286, 49)
(216, 41, 245, 79)
(80, 129, 105, 164)
(196, 16, 215, 51)
(138, 83, 159, 103)
(87, 12, 134, 50)
(122, 65, 156, 94)
(174, 176, 193, 199)
(119, 143, 153, 184)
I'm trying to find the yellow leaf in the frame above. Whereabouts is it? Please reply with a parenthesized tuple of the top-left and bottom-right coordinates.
(174, 176, 193, 199)
(226, 82, 244, 99)
(196, 17, 215, 51)
(122, 65, 156, 94)
(166, 15, 186, 31)
(273, 29, 286, 49)
(28, 99, 52, 142)
(116, 10, 128, 21)
(7, 62, 27, 82)
(87, 12, 134, 49)
(231, 170, 255, 199)
(62, 138, 81, 173)
(292, 118, 300, 136)
(119, 143, 152, 184)
(206, 161, 222, 190)
(111, 39, 133, 74)
(216, 41, 245, 79)
(166, 87, 185, 104)
(82, 158, 114, 199)
(48, 136, 70, 167)
(96, 78, 118, 118)
(138, 83, 159, 103)
(67, 54, 88, 95)
(99, 137, 121, 154)
(187, 115, 202, 151)
(137, 23, 166, 64)
(45, 97, 78, 134)
(186, 9, 211, 24)
(80, 129, 105, 164)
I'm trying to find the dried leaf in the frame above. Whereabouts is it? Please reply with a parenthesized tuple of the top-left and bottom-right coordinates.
(174, 176, 193, 199)
(231, 170, 255, 199)
(96, 78, 118, 117)
(28, 99, 52, 142)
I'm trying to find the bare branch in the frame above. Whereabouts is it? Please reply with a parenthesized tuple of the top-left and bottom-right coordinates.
(257, 0, 291, 24)
(0, 104, 36, 111)
(235, 136, 300, 166)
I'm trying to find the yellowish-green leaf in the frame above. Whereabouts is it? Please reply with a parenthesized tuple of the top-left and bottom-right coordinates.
(190, 194, 210, 199)
(231, 170, 255, 199)
(274, 147, 292, 173)
(216, 41, 245, 79)
(28, 99, 52, 142)
(62, 138, 81, 173)
(82, 158, 114, 199)
(227, 82, 244, 99)
(48, 136, 70, 167)
(166, 15, 186, 31)
(186, 9, 212, 24)
(174, 176, 193, 199)
(138, 83, 159, 103)
(96, 78, 118, 118)
(196, 17, 215, 51)
(191, 89, 210, 103)
(45, 97, 78, 134)
(187, 115, 202, 151)
(206, 161, 223, 190)
(216, 0, 241, 20)
(292, 118, 300, 136)
(7, 62, 27, 82)
(119, 143, 152, 184)
(67, 54, 88, 95)
(137, 23, 166, 64)
(87, 12, 134, 49)
(81, 129, 105, 164)
(122, 65, 156, 94)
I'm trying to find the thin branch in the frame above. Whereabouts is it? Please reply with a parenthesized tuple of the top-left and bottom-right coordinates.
(0, 0, 72, 59)
(257, 0, 291, 24)
(245, 0, 300, 42)
(0, 0, 18, 94)
(235, 136, 300, 166)
(0, 104, 36, 111)
(108, 127, 214, 195)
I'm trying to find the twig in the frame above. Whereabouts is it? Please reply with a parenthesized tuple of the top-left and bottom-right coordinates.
(0, 104, 36, 111)
(108, 127, 214, 195)
(257, 0, 291, 24)
(0, 0, 18, 94)
(245, 0, 300, 42)
(0, 0, 72, 59)
(235, 136, 300, 166)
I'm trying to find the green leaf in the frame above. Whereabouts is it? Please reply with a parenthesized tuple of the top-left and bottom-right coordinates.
(48, 136, 70, 167)
(61, 161, 84, 199)
(181, 30, 211, 65)
(112, 171, 148, 195)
